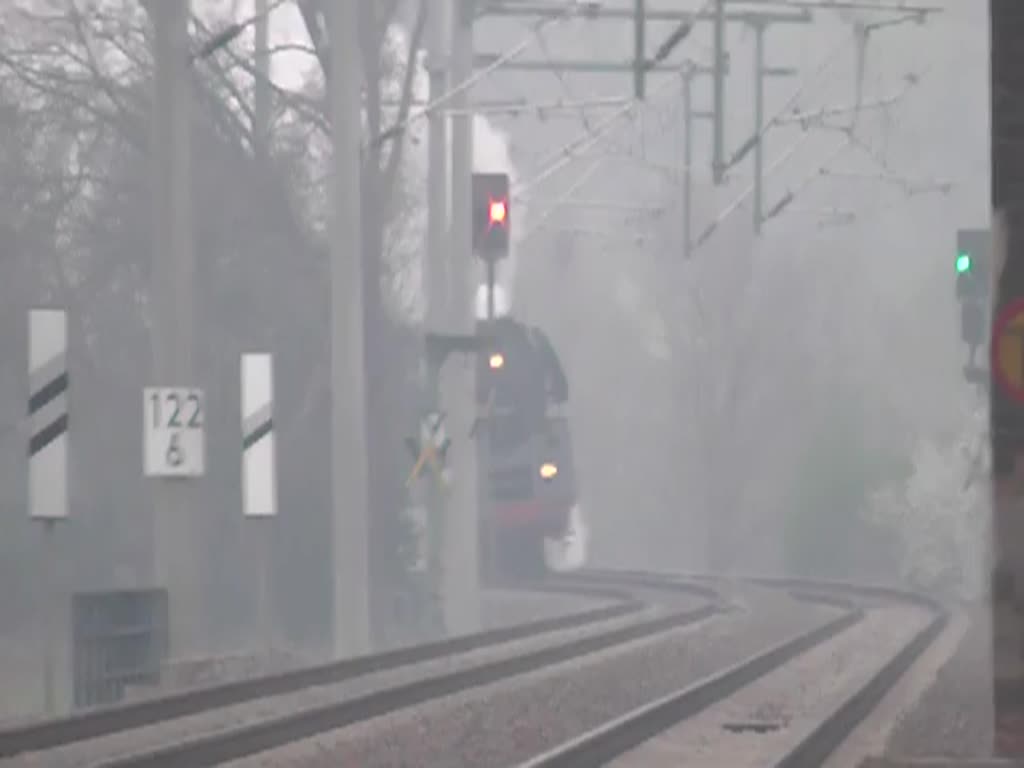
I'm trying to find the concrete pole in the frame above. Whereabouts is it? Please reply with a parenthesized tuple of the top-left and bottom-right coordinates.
(985, 2, 1020, 754)
(149, 0, 201, 658)
(633, 0, 645, 99)
(328, 0, 370, 658)
(253, 0, 270, 157)
(425, 0, 450, 631)
(445, 0, 481, 633)
(427, 3, 449, 326)
(711, 0, 725, 184)
(251, 1, 273, 655)
(681, 65, 692, 260)
(753, 22, 765, 234)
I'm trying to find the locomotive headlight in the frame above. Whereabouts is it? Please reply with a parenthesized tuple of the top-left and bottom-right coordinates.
(539, 461, 558, 480)
(489, 352, 505, 370)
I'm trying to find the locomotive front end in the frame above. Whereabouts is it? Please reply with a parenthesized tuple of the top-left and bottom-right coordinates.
(475, 313, 578, 576)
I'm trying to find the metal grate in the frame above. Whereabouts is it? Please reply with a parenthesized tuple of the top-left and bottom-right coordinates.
(71, 589, 168, 708)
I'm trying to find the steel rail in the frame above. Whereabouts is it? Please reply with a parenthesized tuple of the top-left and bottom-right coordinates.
(0, 583, 646, 758)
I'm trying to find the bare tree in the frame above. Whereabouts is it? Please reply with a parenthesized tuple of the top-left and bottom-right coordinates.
(0, 0, 434, 652)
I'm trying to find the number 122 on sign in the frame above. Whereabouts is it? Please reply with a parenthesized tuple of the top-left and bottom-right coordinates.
(144, 387, 206, 477)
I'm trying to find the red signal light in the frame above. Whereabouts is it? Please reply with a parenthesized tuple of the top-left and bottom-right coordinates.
(473, 173, 511, 259)
(488, 198, 507, 227)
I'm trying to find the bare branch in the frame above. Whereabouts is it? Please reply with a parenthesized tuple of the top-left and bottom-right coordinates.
(295, 0, 328, 74)
(199, 17, 331, 137)
(381, 0, 427, 204)
(66, 5, 136, 126)
(191, 14, 257, 145)
(0, 46, 146, 149)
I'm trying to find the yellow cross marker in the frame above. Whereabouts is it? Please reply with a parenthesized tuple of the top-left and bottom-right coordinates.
(406, 439, 443, 487)
(406, 413, 448, 488)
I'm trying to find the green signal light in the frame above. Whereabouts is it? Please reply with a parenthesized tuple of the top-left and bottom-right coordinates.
(956, 252, 972, 273)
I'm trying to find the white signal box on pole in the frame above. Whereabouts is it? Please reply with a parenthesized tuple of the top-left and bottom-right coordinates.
(242, 354, 276, 517)
(144, 387, 205, 477)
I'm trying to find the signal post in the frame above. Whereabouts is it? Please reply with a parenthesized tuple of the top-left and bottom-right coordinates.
(471, 171, 511, 582)
(955, 227, 992, 388)
(991, 0, 1024, 756)
(439, 0, 481, 635)
(472, 172, 511, 319)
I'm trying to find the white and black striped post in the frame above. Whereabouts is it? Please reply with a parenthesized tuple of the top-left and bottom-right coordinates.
(29, 309, 69, 522)
(242, 353, 276, 650)
(28, 308, 68, 715)
(242, 353, 275, 518)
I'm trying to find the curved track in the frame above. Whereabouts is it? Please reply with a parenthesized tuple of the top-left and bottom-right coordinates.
(0, 583, 640, 758)
(0, 572, 947, 768)
(0, 578, 719, 767)
(521, 574, 947, 768)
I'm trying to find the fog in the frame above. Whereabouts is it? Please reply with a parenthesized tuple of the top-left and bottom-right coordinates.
(0, 0, 989, 720)
(483, 1, 988, 586)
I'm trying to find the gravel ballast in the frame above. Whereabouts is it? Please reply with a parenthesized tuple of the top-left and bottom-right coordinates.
(0, 593, 693, 767)
(219, 585, 837, 768)
(882, 603, 994, 759)
(609, 606, 931, 768)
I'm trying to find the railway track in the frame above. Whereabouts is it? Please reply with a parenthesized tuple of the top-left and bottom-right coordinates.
(0, 578, 719, 767)
(0, 582, 643, 759)
(521, 575, 948, 768)
(0, 572, 947, 768)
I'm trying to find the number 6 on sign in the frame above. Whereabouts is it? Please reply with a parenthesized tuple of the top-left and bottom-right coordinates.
(144, 387, 205, 477)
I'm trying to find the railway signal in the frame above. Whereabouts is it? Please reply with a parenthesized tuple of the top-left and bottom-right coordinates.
(472, 172, 511, 260)
(956, 227, 991, 303)
(956, 227, 992, 383)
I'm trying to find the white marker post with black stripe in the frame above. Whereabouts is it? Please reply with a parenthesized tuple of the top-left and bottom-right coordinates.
(28, 308, 68, 716)
(29, 309, 69, 522)
(242, 353, 276, 518)
(242, 353, 275, 650)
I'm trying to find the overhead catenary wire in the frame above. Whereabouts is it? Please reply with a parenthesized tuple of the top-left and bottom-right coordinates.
(775, 87, 908, 127)
(505, 0, 938, 259)
(506, 0, 722, 191)
(532, 20, 595, 135)
(703, 18, 936, 242)
(520, 159, 605, 243)
(761, 136, 855, 221)
(512, 92, 685, 244)
(504, 2, 845, 225)
(694, 131, 821, 248)
(429, 96, 635, 118)
(724, 33, 857, 172)
(511, 48, 907, 256)
(483, 1, 931, 255)
(373, 1, 584, 146)
(513, 73, 679, 198)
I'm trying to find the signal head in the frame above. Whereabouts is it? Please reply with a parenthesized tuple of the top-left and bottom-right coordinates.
(955, 228, 991, 302)
(473, 172, 511, 260)
(489, 199, 507, 225)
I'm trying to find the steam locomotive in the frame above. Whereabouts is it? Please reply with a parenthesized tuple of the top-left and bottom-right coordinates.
(475, 309, 578, 576)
